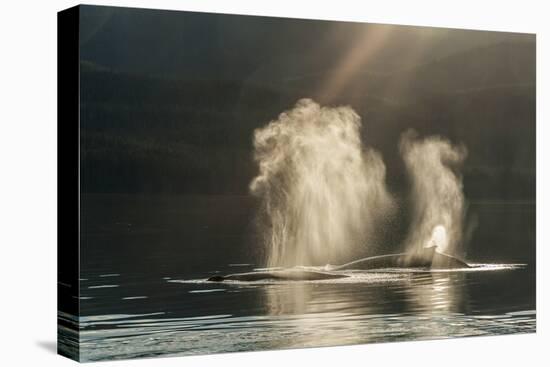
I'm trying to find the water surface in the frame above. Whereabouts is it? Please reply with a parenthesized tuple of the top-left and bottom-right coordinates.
(59, 195, 535, 361)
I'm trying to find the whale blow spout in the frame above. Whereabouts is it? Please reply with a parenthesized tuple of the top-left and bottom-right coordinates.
(400, 131, 468, 259)
(250, 99, 394, 268)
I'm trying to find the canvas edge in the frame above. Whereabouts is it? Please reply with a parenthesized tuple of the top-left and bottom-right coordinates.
(57, 4, 82, 363)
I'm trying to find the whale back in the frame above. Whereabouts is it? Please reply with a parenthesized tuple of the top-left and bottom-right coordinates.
(431, 252, 471, 268)
(334, 247, 470, 270)
(333, 253, 407, 270)
(208, 270, 348, 282)
(207, 250, 471, 282)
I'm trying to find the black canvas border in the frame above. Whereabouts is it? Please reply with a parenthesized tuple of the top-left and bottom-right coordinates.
(57, 5, 81, 362)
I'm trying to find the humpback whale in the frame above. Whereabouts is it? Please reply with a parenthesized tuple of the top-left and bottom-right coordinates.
(207, 270, 348, 282)
(207, 246, 470, 282)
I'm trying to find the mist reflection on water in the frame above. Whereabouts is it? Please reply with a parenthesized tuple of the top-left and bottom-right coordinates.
(62, 268, 535, 362)
(260, 271, 471, 347)
(66, 196, 535, 361)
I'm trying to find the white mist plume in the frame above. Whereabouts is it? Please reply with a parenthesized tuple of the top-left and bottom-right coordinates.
(250, 99, 394, 267)
(400, 129, 467, 257)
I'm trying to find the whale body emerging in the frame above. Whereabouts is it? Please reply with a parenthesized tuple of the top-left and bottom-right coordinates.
(333, 246, 470, 271)
(207, 270, 348, 282)
(207, 247, 470, 282)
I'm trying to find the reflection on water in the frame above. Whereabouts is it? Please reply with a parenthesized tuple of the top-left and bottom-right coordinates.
(263, 272, 468, 318)
(60, 196, 535, 361)
(59, 267, 535, 362)
(406, 273, 466, 314)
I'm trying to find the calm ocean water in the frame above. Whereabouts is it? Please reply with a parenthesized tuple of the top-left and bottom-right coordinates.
(59, 195, 536, 361)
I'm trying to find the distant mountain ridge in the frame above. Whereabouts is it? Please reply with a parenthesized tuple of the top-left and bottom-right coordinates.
(78, 14, 535, 199)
